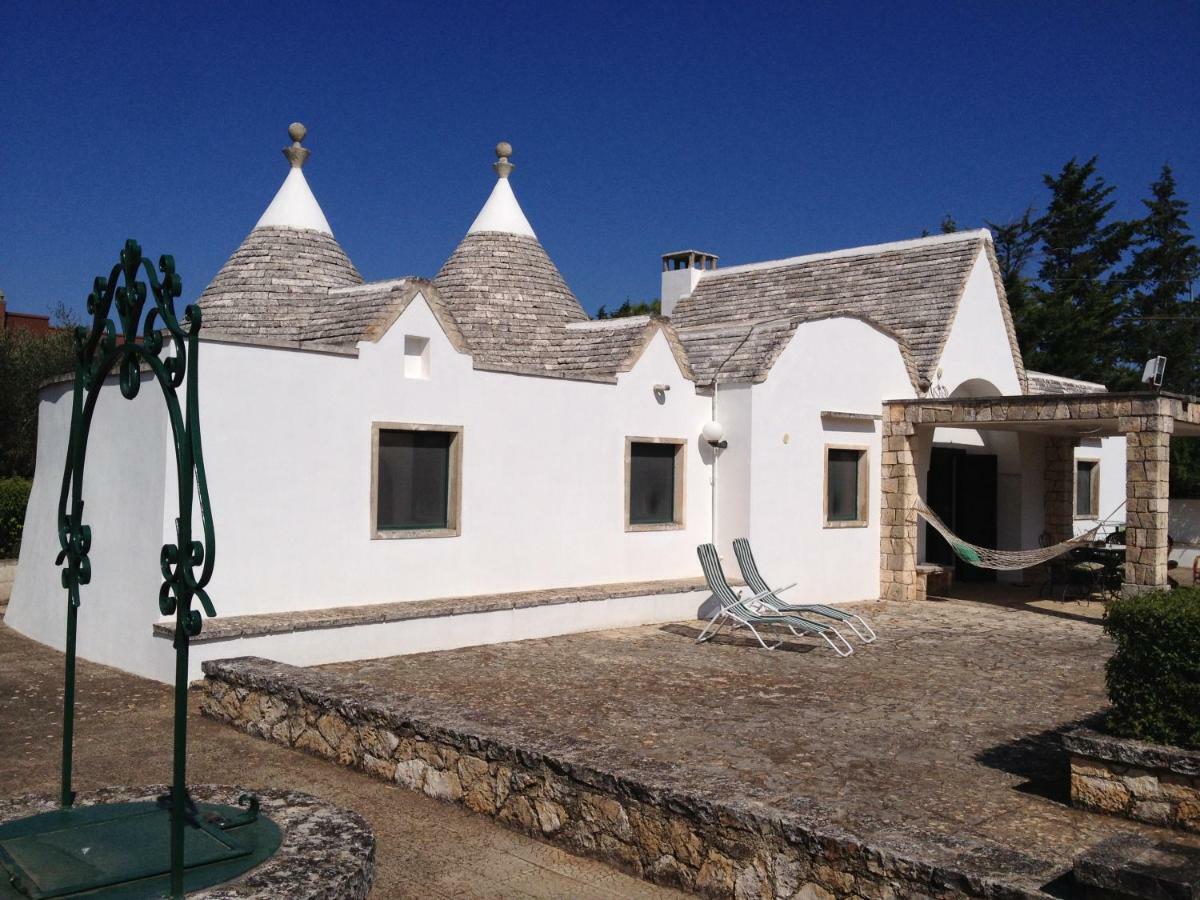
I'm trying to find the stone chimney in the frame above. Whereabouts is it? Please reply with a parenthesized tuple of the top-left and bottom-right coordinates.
(660, 250, 717, 317)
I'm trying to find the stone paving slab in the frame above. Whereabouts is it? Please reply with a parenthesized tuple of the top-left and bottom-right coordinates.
(154, 576, 718, 643)
(286, 590, 1200, 894)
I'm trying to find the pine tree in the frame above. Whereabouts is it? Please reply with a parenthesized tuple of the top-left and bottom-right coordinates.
(1117, 165, 1200, 496)
(1025, 157, 1133, 384)
(1117, 164, 1200, 393)
(986, 209, 1038, 349)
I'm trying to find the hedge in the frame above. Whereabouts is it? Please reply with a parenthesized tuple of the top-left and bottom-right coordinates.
(0, 476, 32, 559)
(1105, 589, 1200, 749)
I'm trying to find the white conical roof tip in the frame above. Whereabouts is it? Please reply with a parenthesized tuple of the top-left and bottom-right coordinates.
(254, 122, 333, 235)
(468, 141, 536, 238)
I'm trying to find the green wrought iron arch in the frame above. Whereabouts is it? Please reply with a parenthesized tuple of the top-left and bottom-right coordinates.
(54, 238, 218, 894)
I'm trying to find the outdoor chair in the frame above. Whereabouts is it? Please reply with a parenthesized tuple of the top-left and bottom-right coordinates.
(695, 543, 854, 656)
(731, 538, 876, 643)
(1037, 530, 1071, 599)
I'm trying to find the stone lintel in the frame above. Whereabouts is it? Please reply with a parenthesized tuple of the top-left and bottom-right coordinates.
(885, 392, 1182, 431)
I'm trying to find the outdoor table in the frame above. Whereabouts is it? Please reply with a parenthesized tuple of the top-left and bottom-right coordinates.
(1076, 545, 1126, 599)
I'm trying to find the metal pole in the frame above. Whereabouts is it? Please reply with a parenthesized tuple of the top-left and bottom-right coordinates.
(170, 625, 189, 897)
(60, 601, 77, 808)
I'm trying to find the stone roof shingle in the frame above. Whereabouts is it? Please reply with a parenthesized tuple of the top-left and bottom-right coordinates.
(670, 232, 1020, 389)
(197, 226, 362, 341)
(432, 231, 590, 372)
(1026, 370, 1107, 395)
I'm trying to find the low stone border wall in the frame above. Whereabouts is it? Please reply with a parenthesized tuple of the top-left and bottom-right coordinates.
(1065, 728, 1200, 831)
(157, 576, 719, 643)
(0, 559, 16, 606)
(0, 784, 375, 898)
(201, 657, 1062, 899)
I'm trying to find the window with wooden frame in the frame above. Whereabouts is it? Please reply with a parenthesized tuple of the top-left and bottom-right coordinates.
(371, 423, 462, 538)
(1075, 459, 1100, 518)
(625, 438, 686, 531)
(824, 445, 869, 528)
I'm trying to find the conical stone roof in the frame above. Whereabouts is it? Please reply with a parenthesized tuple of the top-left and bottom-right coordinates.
(433, 143, 587, 372)
(198, 226, 363, 340)
(198, 124, 363, 341)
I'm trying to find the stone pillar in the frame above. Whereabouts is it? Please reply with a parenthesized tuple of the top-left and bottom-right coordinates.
(1121, 415, 1172, 595)
(880, 412, 919, 601)
(1043, 436, 1076, 544)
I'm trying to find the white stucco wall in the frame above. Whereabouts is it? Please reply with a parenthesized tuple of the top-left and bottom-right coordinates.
(192, 299, 714, 616)
(734, 317, 915, 602)
(8, 295, 718, 679)
(1074, 437, 1128, 538)
(6, 376, 174, 680)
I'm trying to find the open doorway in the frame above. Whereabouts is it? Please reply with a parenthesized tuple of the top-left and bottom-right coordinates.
(925, 446, 997, 582)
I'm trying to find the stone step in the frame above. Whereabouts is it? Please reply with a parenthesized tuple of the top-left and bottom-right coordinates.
(1075, 833, 1200, 899)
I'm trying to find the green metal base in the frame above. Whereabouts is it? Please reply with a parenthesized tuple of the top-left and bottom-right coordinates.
(0, 800, 281, 899)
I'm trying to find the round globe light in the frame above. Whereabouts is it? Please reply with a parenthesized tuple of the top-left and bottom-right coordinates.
(701, 420, 725, 444)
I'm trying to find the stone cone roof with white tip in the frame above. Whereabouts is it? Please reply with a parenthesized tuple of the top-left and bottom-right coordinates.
(198, 125, 364, 341)
(193, 133, 691, 380)
(433, 143, 595, 373)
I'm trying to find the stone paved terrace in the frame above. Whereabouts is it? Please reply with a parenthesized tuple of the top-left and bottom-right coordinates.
(0, 619, 681, 900)
(268, 588, 1200, 896)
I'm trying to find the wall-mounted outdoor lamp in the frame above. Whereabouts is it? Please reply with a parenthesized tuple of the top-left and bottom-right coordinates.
(702, 420, 727, 449)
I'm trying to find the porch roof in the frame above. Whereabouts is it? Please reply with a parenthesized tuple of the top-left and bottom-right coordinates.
(883, 391, 1200, 437)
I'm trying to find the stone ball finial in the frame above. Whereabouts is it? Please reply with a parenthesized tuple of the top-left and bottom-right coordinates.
(493, 141, 515, 178)
(283, 123, 311, 168)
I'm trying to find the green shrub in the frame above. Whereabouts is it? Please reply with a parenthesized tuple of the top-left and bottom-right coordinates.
(0, 476, 32, 559)
(1105, 589, 1200, 749)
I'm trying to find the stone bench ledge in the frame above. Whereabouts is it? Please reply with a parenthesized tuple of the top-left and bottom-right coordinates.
(155, 576, 717, 644)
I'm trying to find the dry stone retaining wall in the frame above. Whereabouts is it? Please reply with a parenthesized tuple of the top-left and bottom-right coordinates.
(200, 657, 1053, 900)
(1066, 728, 1200, 832)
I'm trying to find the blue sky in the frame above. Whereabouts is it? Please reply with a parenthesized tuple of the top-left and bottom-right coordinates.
(2, 0, 1197, 320)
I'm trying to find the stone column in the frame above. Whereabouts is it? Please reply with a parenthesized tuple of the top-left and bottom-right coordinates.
(1043, 436, 1076, 544)
(1121, 415, 1172, 595)
(880, 412, 919, 601)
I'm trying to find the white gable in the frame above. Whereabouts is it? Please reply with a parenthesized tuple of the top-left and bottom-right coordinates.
(934, 248, 1022, 397)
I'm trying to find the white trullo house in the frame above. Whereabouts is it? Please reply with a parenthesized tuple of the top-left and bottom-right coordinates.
(6, 128, 1126, 681)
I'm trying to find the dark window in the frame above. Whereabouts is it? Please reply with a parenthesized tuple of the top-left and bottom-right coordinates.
(629, 442, 678, 525)
(1076, 460, 1098, 517)
(827, 449, 863, 522)
(377, 430, 452, 530)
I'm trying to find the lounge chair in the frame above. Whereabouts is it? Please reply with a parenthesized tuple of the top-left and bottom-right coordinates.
(695, 543, 854, 656)
(732, 538, 877, 644)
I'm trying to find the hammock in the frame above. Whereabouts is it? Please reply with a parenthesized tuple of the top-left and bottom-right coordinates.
(914, 497, 1126, 571)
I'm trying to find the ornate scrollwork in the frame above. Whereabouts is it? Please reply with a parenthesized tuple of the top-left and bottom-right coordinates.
(56, 239, 216, 642)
